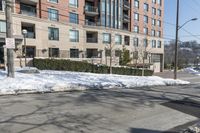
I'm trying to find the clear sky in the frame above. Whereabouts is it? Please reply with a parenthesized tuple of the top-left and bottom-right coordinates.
(164, 0, 200, 43)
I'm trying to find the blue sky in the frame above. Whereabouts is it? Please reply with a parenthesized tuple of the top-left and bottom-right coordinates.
(164, 0, 200, 43)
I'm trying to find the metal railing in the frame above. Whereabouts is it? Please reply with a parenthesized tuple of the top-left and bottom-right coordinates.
(85, 5, 98, 13)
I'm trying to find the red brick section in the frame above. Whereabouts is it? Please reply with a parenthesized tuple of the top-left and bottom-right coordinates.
(131, 0, 164, 38)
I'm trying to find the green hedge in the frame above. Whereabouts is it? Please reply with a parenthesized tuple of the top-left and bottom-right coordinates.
(33, 58, 153, 76)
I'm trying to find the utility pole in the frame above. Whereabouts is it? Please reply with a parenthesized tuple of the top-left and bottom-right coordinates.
(109, 41, 112, 74)
(174, 0, 179, 79)
(5, 0, 15, 77)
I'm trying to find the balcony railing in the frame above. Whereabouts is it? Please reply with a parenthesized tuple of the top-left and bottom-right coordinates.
(85, 5, 98, 16)
(123, 0, 130, 9)
(26, 31, 35, 38)
(86, 38, 98, 43)
(123, 14, 130, 22)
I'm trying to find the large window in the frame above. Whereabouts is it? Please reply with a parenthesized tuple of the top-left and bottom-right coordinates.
(143, 27, 148, 35)
(49, 48, 59, 57)
(69, 12, 79, 24)
(69, 30, 79, 42)
(143, 39, 148, 47)
(152, 18, 156, 26)
(134, 0, 139, 8)
(152, 7, 156, 15)
(48, 27, 59, 40)
(23, 46, 36, 58)
(151, 40, 156, 48)
(103, 33, 111, 44)
(70, 49, 79, 58)
(48, 8, 59, 21)
(0, 20, 6, 33)
(144, 15, 148, 23)
(115, 34, 122, 44)
(157, 20, 161, 27)
(144, 3, 149, 11)
(151, 29, 156, 36)
(133, 37, 139, 47)
(69, 0, 78, 7)
(157, 41, 162, 48)
(134, 25, 139, 33)
(158, 9, 161, 16)
(134, 13, 139, 21)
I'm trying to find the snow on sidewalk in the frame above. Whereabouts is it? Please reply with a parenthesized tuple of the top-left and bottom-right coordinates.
(0, 68, 189, 95)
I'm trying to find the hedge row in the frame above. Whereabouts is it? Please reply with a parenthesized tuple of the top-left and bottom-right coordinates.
(33, 59, 153, 76)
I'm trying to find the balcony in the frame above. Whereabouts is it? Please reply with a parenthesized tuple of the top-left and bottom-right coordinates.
(123, 0, 130, 10)
(20, 3, 37, 17)
(123, 14, 130, 23)
(85, 5, 98, 16)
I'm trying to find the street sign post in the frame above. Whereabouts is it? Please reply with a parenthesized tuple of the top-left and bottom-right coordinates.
(6, 38, 15, 49)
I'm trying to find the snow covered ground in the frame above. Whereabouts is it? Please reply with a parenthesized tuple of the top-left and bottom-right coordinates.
(0, 68, 189, 95)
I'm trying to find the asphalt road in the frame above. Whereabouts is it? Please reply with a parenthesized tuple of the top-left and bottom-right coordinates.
(0, 71, 199, 133)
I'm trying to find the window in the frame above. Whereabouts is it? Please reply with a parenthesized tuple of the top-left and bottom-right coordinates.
(151, 29, 155, 36)
(20, 3, 37, 17)
(115, 34, 122, 44)
(49, 0, 58, 3)
(134, 13, 139, 21)
(152, 18, 156, 26)
(103, 33, 111, 44)
(151, 40, 156, 48)
(23, 46, 35, 58)
(157, 0, 161, 5)
(134, 0, 139, 8)
(69, 12, 79, 24)
(143, 39, 148, 47)
(0, 20, 6, 33)
(144, 15, 148, 23)
(0, 0, 5, 11)
(133, 37, 139, 47)
(124, 36, 130, 46)
(157, 20, 161, 27)
(143, 27, 148, 35)
(152, 0, 156, 4)
(49, 48, 59, 57)
(115, 50, 121, 57)
(70, 49, 79, 58)
(133, 51, 138, 59)
(86, 49, 98, 58)
(69, 0, 78, 7)
(48, 8, 59, 21)
(157, 31, 161, 37)
(21, 22, 35, 38)
(105, 49, 111, 57)
(134, 25, 139, 33)
(152, 7, 156, 15)
(144, 3, 149, 11)
(48, 27, 59, 40)
(157, 41, 162, 48)
(158, 9, 161, 16)
(69, 30, 79, 42)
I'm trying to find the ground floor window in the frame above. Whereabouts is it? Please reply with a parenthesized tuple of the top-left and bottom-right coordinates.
(49, 48, 59, 58)
(70, 49, 79, 58)
(86, 49, 98, 58)
(23, 46, 36, 58)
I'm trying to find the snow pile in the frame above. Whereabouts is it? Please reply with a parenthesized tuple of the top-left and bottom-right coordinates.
(0, 68, 189, 95)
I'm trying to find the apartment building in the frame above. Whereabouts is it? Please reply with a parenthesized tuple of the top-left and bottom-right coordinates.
(0, 0, 164, 72)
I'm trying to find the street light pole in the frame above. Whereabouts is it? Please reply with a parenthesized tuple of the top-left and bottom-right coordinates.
(174, 0, 197, 79)
(22, 29, 27, 67)
(174, 0, 179, 80)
